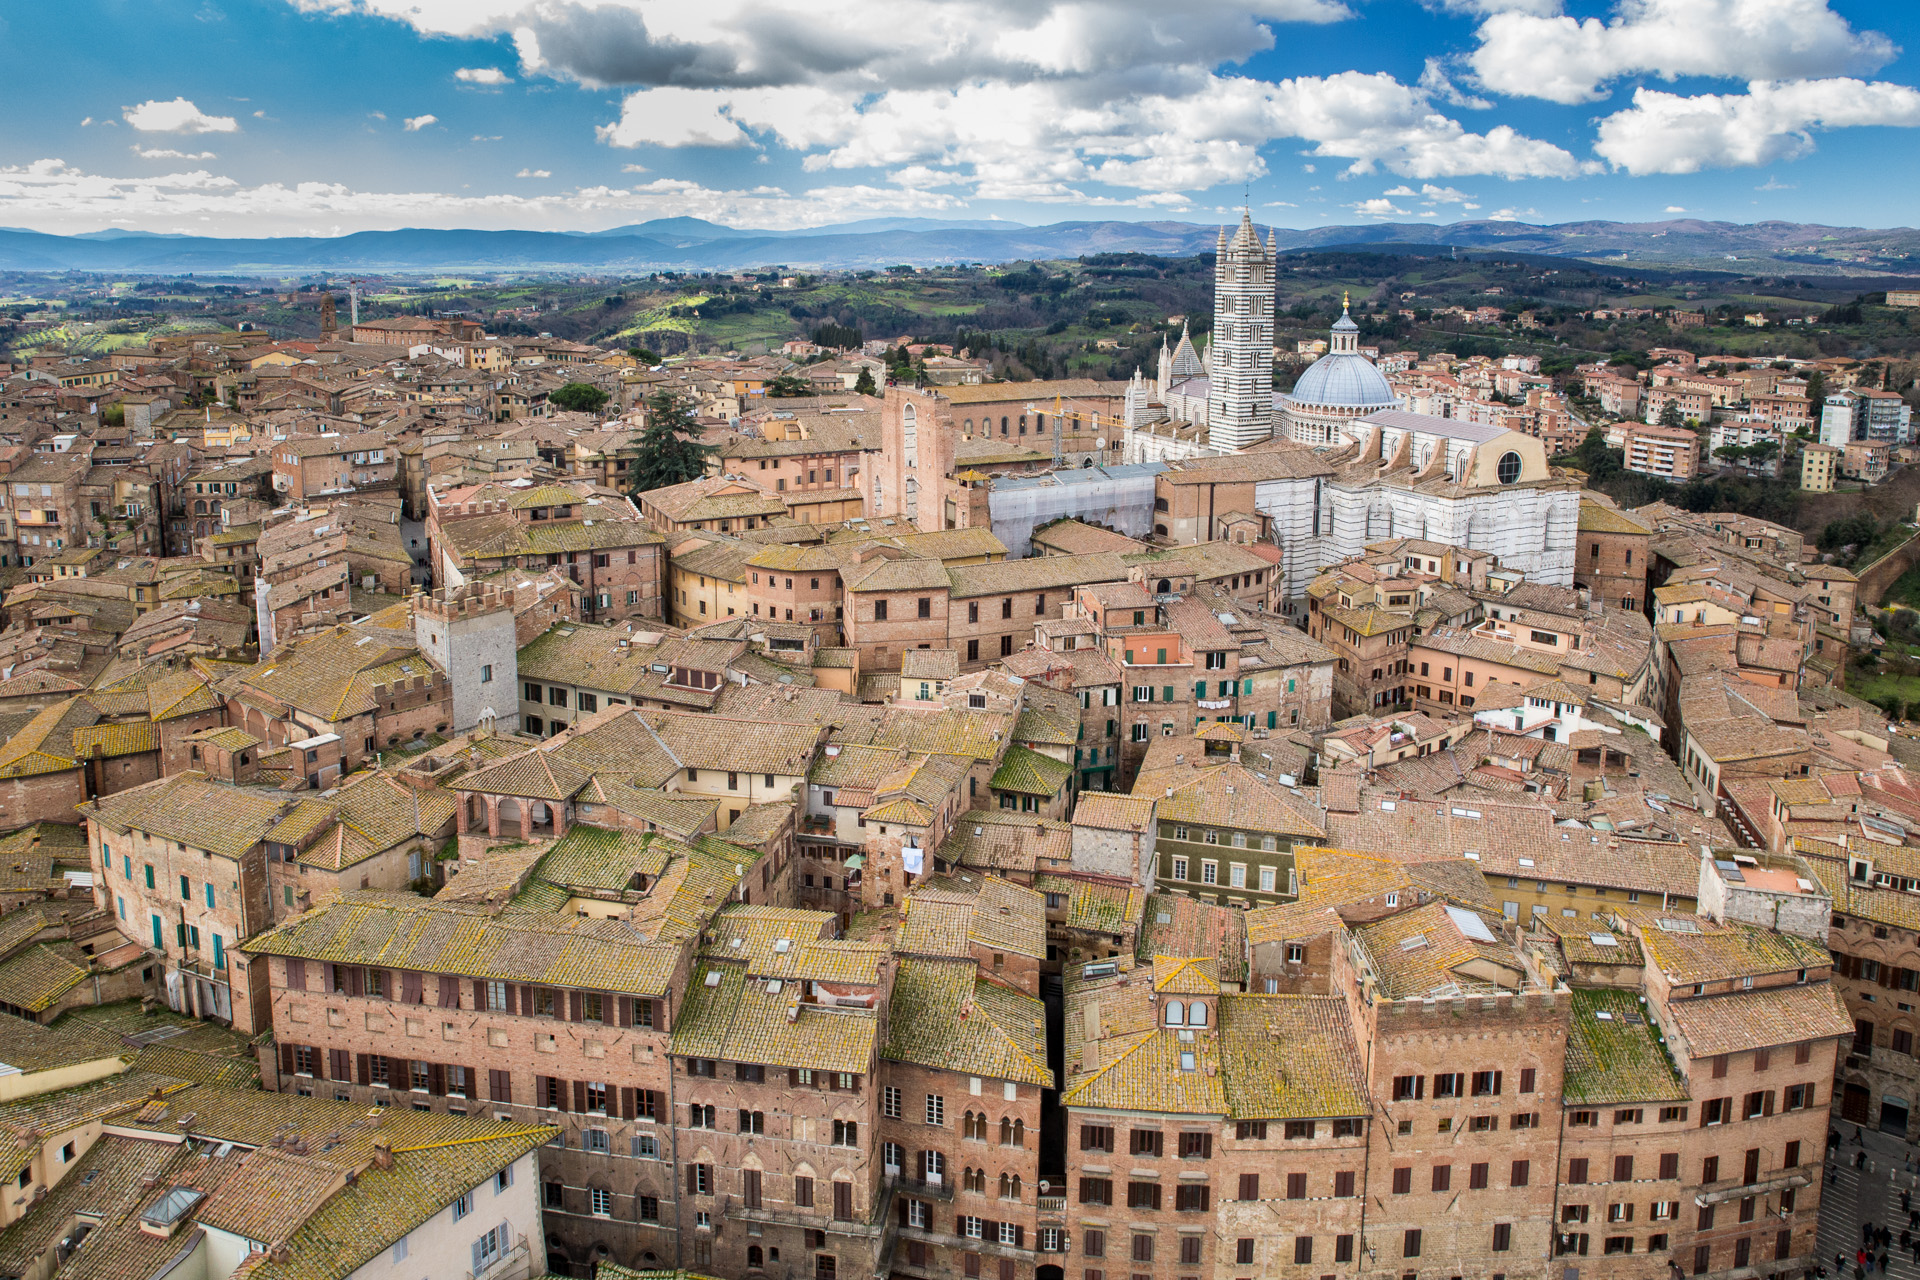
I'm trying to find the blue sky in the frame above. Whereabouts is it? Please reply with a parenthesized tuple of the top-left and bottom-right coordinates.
(0, 0, 1916, 236)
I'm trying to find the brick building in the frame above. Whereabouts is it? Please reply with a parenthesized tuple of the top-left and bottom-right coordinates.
(429, 479, 666, 625)
(1576, 499, 1652, 614)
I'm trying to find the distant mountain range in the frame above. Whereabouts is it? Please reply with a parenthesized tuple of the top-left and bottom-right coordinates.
(2, 216, 1919, 276)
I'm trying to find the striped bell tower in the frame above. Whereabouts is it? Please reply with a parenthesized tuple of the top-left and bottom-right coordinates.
(1205, 210, 1277, 451)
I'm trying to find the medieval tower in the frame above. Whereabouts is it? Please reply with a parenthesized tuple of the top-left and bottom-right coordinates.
(1204, 211, 1278, 450)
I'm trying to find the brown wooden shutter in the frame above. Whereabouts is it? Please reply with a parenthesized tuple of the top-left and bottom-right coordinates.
(286, 958, 306, 990)
(439, 976, 459, 1008)
(357, 1053, 371, 1086)
(618, 997, 633, 1027)
(504, 984, 517, 1016)
(688, 1164, 700, 1195)
(279, 1043, 294, 1076)
(473, 979, 487, 1009)
(570, 991, 584, 1022)
(429, 1063, 445, 1096)
(402, 971, 423, 1004)
(573, 1080, 588, 1112)
(346, 966, 364, 997)
(621, 1087, 636, 1120)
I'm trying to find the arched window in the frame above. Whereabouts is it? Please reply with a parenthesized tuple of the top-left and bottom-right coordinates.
(1165, 1000, 1185, 1026)
(749, 1247, 764, 1268)
(1011, 1119, 1025, 1148)
(1009, 1175, 1022, 1201)
(1190, 1001, 1209, 1027)
(998, 1172, 1011, 1199)
(999, 1116, 1012, 1145)
(1000, 416, 1009, 435)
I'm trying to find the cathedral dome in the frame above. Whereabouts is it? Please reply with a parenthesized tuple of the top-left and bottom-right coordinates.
(1288, 351, 1396, 409)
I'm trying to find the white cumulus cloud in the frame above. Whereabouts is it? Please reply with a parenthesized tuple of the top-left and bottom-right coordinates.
(516, 167, 551, 177)
(280, 0, 1592, 199)
(1595, 78, 1920, 173)
(1470, 0, 1899, 104)
(456, 66, 512, 84)
(134, 147, 218, 160)
(1351, 198, 1410, 216)
(0, 156, 968, 236)
(123, 97, 239, 134)
(403, 114, 439, 131)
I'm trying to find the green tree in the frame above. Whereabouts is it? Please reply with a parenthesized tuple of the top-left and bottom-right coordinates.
(626, 391, 716, 495)
(766, 373, 812, 398)
(1804, 370, 1827, 411)
(1658, 399, 1684, 428)
(853, 366, 877, 396)
(627, 345, 659, 364)
(550, 382, 611, 414)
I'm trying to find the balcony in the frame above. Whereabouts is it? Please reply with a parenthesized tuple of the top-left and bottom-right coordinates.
(727, 1203, 883, 1240)
(884, 1172, 955, 1203)
(1693, 1169, 1810, 1206)
(468, 1234, 533, 1280)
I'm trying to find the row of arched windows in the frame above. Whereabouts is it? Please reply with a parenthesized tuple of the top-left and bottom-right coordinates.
(960, 1110, 1025, 1146)
(961, 1167, 1026, 1200)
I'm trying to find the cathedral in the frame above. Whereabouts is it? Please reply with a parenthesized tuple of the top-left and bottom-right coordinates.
(1117, 210, 1578, 597)
(1122, 209, 1400, 460)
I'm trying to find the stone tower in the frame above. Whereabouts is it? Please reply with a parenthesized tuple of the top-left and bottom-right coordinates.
(1204, 211, 1277, 451)
(319, 292, 336, 337)
(411, 584, 519, 735)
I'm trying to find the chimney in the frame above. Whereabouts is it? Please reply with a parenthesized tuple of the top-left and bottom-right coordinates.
(371, 1139, 393, 1171)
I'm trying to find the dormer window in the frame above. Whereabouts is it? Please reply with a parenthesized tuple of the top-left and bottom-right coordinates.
(1165, 1000, 1185, 1026)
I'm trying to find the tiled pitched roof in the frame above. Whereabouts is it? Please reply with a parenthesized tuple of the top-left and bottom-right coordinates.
(1216, 994, 1369, 1120)
(0, 943, 90, 1013)
(537, 823, 674, 892)
(670, 960, 876, 1074)
(1037, 874, 1144, 939)
(989, 745, 1071, 797)
(1563, 987, 1688, 1105)
(241, 891, 681, 996)
(883, 958, 1052, 1087)
(84, 775, 295, 859)
(942, 811, 1072, 875)
(1666, 981, 1854, 1058)
(1137, 893, 1247, 985)
(1353, 900, 1526, 999)
(1621, 906, 1828, 984)
(1072, 793, 1156, 833)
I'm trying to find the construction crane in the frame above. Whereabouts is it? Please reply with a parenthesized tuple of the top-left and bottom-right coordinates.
(1020, 393, 1122, 466)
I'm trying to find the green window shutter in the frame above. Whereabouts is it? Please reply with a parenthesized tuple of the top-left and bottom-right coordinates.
(1194, 681, 1206, 699)
(1268, 711, 1278, 729)
(1242, 679, 1253, 695)
(1163, 686, 1174, 703)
